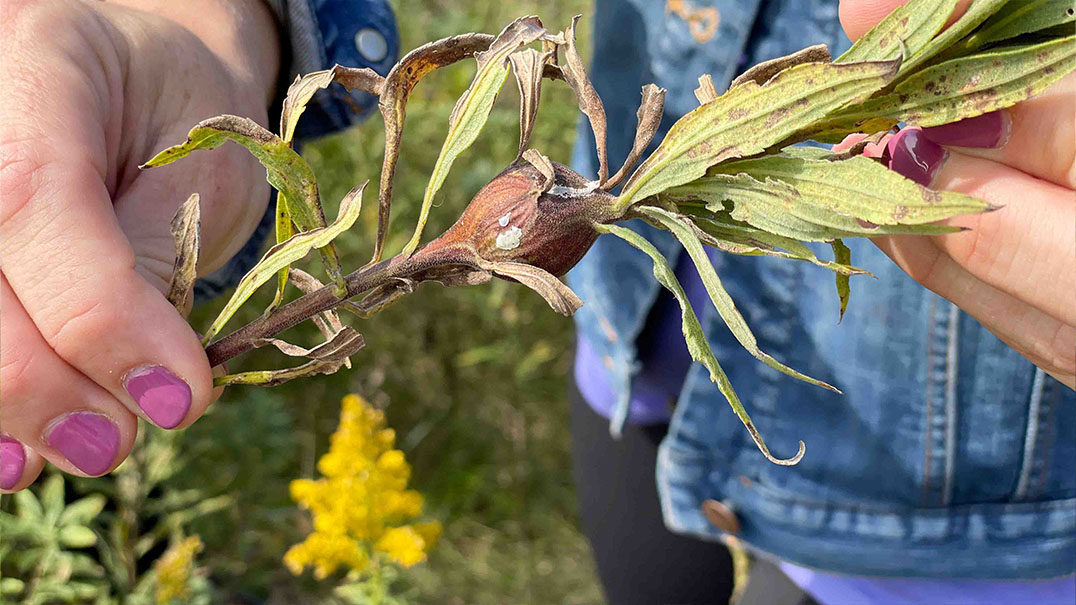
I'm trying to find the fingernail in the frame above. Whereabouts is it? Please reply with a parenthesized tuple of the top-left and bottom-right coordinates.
(46, 412, 120, 476)
(1, 436, 26, 490)
(886, 128, 948, 187)
(921, 110, 1010, 149)
(124, 365, 192, 429)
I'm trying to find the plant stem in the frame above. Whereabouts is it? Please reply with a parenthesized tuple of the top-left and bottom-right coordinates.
(204, 243, 475, 367)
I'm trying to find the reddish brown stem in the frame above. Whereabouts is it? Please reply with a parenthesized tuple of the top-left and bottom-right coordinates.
(205, 243, 474, 367)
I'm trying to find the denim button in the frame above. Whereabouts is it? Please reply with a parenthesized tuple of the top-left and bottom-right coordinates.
(355, 28, 388, 62)
(702, 499, 740, 534)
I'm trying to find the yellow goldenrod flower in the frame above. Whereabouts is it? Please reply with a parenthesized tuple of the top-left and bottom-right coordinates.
(286, 394, 441, 578)
(155, 535, 203, 604)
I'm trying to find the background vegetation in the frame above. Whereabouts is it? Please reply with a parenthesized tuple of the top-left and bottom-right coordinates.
(1, 0, 606, 602)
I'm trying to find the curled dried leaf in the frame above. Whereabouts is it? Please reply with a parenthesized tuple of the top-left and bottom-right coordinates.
(562, 15, 610, 185)
(731, 44, 831, 88)
(216, 328, 365, 387)
(510, 48, 554, 157)
(607, 84, 666, 189)
(484, 261, 582, 316)
(281, 65, 385, 144)
(693, 74, 719, 105)
(286, 269, 349, 345)
(521, 148, 555, 191)
(372, 31, 497, 262)
(165, 194, 200, 314)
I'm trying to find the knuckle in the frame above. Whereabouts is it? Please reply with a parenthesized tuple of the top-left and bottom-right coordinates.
(42, 297, 118, 360)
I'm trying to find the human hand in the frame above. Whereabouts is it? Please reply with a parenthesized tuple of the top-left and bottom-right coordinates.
(1, 0, 280, 491)
(837, 0, 1075, 389)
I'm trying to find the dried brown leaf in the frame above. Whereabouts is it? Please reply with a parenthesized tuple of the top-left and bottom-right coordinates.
(563, 15, 610, 185)
(484, 261, 583, 316)
(510, 48, 554, 157)
(693, 74, 719, 105)
(607, 84, 666, 189)
(216, 328, 365, 387)
(521, 148, 555, 191)
(165, 193, 200, 314)
(731, 44, 831, 88)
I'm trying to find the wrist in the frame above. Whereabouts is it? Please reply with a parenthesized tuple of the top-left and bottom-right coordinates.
(106, 0, 281, 105)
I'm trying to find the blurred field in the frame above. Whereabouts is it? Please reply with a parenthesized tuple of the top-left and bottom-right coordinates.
(1, 1, 604, 603)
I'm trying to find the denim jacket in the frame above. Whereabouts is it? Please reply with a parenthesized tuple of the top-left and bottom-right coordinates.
(568, 0, 1075, 580)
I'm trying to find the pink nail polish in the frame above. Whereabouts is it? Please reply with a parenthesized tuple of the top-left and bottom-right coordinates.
(46, 412, 120, 476)
(921, 110, 1010, 149)
(886, 128, 948, 187)
(1, 436, 25, 490)
(124, 365, 192, 429)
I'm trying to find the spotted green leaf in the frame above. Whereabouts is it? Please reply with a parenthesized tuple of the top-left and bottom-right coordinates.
(403, 16, 546, 256)
(639, 205, 839, 394)
(838, 0, 958, 63)
(616, 57, 900, 209)
(142, 115, 346, 294)
(593, 222, 804, 465)
(201, 182, 367, 344)
(896, 0, 1011, 77)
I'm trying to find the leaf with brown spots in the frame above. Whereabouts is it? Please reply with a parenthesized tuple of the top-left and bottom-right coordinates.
(733, 44, 831, 87)
(838, 0, 958, 64)
(616, 57, 900, 210)
(973, 0, 1076, 46)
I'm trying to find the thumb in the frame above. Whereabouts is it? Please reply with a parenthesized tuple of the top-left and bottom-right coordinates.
(839, 0, 972, 42)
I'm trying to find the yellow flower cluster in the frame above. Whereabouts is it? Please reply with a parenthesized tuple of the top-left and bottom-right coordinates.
(284, 394, 441, 579)
(155, 536, 203, 604)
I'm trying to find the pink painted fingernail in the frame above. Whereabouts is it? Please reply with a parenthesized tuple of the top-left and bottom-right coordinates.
(46, 412, 120, 476)
(1, 436, 26, 490)
(124, 365, 192, 429)
(921, 110, 1010, 149)
(886, 128, 948, 187)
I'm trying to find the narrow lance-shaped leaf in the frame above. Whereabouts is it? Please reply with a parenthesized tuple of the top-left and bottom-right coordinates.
(617, 57, 900, 209)
(837, 0, 958, 63)
(815, 35, 1075, 137)
(593, 222, 804, 465)
(270, 65, 385, 308)
(894, 0, 1010, 77)
(509, 48, 553, 157)
(562, 15, 610, 185)
(639, 206, 840, 394)
(831, 239, 852, 322)
(670, 173, 964, 242)
(483, 260, 583, 316)
(972, 0, 1076, 46)
(606, 84, 666, 189)
(201, 182, 367, 344)
(371, 32, 496, 262)
(142, 116, 346, 294)
(402, 16, 547, 257)
(712, 152, 993, 224)
(215, 328, 365, 388)
(165, 193, 200, 313)
(675, 206, 871, 277)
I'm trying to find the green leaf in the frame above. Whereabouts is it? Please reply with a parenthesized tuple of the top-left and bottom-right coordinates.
(896, 0, 1011, 76)
(1, 577, 25, 595)
(57, 495, 106, 527)
(678, 208, 871, 278)
(201, 182, 367, 344)
(709, 153, 992, 225)
(837, 0, 959, 63)
(403, 16, 546, 256)
(142, 115, 345, 293)
(639, 206, 839, 394)
(973, 0, 1076, 46)
(831, 239, 852, 322)
(593, 222, 804, 465)
(58, 525, 98, 548)
(616, 57, 900, 209)
(41, 473, 64, 524)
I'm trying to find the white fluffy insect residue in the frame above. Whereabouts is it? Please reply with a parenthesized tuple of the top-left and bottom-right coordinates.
(495, 226, 523, 250)
(498, 212, 511, 226)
